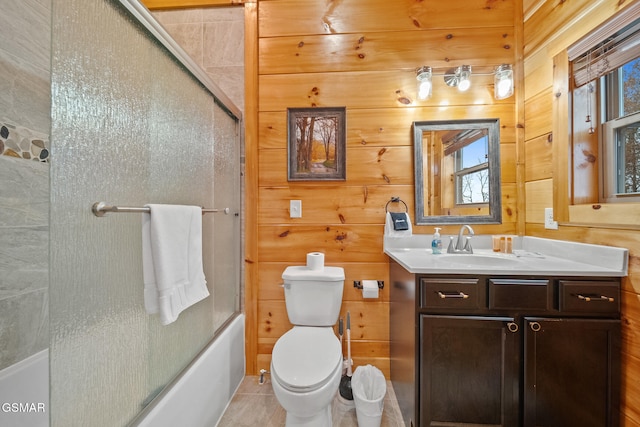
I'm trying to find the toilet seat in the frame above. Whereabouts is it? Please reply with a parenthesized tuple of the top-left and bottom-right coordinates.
(271, 327, 341, 393)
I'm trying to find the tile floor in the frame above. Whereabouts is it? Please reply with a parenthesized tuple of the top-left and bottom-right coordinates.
(217, 375, 406, 427)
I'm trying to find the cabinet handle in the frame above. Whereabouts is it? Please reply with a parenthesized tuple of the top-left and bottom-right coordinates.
(437, 291, 469, 299)
(577, 294, 615, 303)
(507, 322, 519, 333)
(530, 322, 541, 332)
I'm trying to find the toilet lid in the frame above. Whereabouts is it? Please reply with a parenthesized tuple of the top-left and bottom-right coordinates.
(271, 327, 341, 392)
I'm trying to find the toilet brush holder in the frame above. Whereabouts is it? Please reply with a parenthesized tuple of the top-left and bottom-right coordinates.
(338, 312, 353, 404)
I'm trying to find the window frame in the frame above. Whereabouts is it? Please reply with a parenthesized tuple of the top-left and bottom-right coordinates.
(453, 160, 490, 206)
(452, 135, 490, 206)
(601, 110, 640, 202)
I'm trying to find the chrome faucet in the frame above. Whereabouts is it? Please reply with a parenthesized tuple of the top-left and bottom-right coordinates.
(447, 224, 474, 254)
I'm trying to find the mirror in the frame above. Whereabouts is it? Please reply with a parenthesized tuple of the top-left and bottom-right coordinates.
(413, 118, 501, 224)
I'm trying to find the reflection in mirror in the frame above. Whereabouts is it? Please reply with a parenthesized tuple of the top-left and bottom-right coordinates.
(413, 119, 502, 224)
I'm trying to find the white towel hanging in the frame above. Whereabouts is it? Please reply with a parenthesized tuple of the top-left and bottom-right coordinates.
(142, 204, 209, 325)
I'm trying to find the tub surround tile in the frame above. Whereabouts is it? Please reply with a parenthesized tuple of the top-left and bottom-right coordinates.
(203, 20, 243, 68)
(159, 22, 203, 66)
(0, 56, 51, 134)
(153, 8, 203, 26)
(151, 6, 244, 113)
(0, 289, 48, 371)
(0, 0, 51, 73)
(0, 156, 49, 226)
(0, 0, 51, 134)
(0, 267, 48, 301)
(0, 0, 50, 394)
(0, 226, 48, 305)
(0, 123, 50, 162)
(203, 66, 244, 111)
(201, 7, 241, 23)
(11, 68, 51, 132)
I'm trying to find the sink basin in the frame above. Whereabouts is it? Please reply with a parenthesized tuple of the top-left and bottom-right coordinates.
(436, 254, 523, 267)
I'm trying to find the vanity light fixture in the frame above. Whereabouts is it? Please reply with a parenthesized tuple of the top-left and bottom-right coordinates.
(416, 66, 433, 100)
(415, 64, 515, 100)
(494, 64, 514, 100)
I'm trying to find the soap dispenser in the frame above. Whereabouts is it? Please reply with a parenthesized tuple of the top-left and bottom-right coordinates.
(431, 227, 442, 254)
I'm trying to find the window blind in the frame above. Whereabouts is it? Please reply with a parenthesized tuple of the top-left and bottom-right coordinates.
(569, 2, 640, 88)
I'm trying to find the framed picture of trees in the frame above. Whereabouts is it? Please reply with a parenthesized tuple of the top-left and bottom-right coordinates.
(287, 107, 346, 181)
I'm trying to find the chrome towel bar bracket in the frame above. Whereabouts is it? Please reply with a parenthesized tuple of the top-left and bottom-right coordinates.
(91, 201, 230, 217)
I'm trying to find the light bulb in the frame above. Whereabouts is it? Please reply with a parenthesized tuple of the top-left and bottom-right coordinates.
(418, 80, 432, 100)
(494, 64, 514, 100)
(497, 78, 513, 98)
(416, 66, 433, 100)
(457, 65, 471, 92)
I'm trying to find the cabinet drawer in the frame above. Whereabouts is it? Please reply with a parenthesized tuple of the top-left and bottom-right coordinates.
(559, 280, 620, 315)
(420, 278, 483, 310)
(489, 279, 551, 311)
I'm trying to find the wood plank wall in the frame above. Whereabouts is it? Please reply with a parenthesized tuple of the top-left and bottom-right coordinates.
(523, 0, 640, 425)
(252, 0, 518, 378)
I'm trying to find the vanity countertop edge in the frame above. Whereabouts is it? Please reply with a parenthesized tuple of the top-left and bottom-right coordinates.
(384, 235, 629, 277)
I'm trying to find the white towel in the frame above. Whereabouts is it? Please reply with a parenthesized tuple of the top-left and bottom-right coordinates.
(142, 204, 209, 325)
(384, 211, 413, 238)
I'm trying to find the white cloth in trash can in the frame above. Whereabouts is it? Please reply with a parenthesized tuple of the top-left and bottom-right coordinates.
(351, 364, 386, 427)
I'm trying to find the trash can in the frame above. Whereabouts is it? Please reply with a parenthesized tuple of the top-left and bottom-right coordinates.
(351, 364, 386, 427)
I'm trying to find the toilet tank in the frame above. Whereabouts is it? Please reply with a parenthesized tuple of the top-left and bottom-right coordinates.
(281, 266, 345, 326)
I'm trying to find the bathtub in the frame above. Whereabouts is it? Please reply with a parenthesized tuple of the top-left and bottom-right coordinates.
(0, 349, 49, 427)
(131, 313, 245, 427)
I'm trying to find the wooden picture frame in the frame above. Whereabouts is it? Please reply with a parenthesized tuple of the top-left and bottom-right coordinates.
(287, 107, 346, 181)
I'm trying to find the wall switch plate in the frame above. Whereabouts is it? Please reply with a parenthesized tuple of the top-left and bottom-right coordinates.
(290, 200, 302, 218)
(544, 207, 558, 230)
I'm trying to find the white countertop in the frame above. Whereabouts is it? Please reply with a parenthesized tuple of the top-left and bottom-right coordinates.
(384, 235, 628, 277)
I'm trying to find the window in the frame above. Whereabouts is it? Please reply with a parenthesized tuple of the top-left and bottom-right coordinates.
(453, 135, 489, 205)
(569, 10, 640, 203)
(602, 54, 640, 201)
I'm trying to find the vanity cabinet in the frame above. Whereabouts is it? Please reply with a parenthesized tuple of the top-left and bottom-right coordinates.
(419, 314, 519, 426)
(522, 317, 620, 427)
(392, 269, 622, 427)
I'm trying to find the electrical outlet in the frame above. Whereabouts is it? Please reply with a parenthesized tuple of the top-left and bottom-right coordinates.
(544, 207, 558, 230)
(290, 200, 302, 218)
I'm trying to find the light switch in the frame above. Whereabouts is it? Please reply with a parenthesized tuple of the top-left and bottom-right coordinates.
(290, 200, 302, 218)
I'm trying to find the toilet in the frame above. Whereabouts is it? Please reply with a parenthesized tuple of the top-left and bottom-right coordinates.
(270, 262, 345, 427)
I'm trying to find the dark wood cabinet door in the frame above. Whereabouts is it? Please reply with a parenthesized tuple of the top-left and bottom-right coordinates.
(523, 318, 621, 427)
(420, 315, 519, 427)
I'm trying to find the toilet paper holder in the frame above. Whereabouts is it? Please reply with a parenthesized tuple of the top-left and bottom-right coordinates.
(353, 281, 384, 290)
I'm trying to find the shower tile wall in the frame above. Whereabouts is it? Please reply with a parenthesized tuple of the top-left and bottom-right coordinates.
(152, 6, 245, 113)
(0, 0, 51, 371)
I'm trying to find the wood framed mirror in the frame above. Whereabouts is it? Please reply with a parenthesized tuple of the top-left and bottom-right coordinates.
(413, 118, 502, 224)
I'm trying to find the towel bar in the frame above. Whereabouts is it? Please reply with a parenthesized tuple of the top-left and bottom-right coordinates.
(91, 202, 230, 217)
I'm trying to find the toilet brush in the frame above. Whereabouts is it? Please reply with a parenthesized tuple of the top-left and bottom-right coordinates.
(338, 311, 353, 401)
(339, 318, 345, 375)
